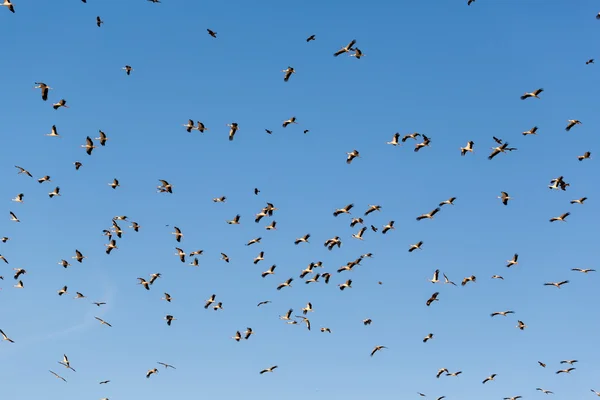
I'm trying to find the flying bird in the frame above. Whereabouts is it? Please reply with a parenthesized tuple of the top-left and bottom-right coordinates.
(520, 88, 543, 100)
(565, 119, 582, 132)
(282, 67, 295, 82)
(334, 39, 356, 56)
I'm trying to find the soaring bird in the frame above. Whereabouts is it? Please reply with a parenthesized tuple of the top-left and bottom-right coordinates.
(426, 292, 439, 306)
(282, 117, 297, 127)
(207, 29, 217, 38)
(555, 367, 575, 374)
(346, 149, 360, 164)
(227, 123, 239, 141)
(498, 191, 512, 205)
(416, 208, 440, 221)
(306, 34, 316, 42)
(409, 241, 423, 252)
(571, 268, 595, 273)
(350, 47, 365, 59)
(276, 278, 293, 290)
(146, 368, 159, 378)
(402, 132, 421, 142)
(282, 67, 295, 82)
(0, 329, 14, 343)
(294, 234, 310, 245)
(520, 88, 543, 100)
(95, 317, 112, 327)
(491, 311, 514, 317)
(364, 205, 382, 216)
(549, 212, 570, 222)
(460, 141, 474, 156)
(259, 366, 278, 374)
(333, 204, 354, 217)
(544, 280, 569, 288)
(488, 142, 516, 160)
(423, 333, 434, 342)
(536, 388, 553, 394)
(370, 345, 387, 357)
(570, 197, 587, 205)
(96, 16, 103, 27)
(506, 253, 519, 267)
(53, 99, 69, 110)
(334, 39, 356, 56)
(46, 125, 60, 137)
(578, 151, 591, 161)
(15, 166, 32, 177)
(34, 82, 52, 100)
(81, 136, 96, 155)
(522, 126, 538, 136)
(482, 374, 497, 384)
(439, 197, 456, 207)
(414, 135, 431, 152)
(565, 119, 582, 132)
(49, 370, 67, 382)
(387, 133, 400, 146)
(122, 65, 133, 75)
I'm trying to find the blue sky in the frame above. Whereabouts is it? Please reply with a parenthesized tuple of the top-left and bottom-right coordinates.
(1, 0, 599, 399)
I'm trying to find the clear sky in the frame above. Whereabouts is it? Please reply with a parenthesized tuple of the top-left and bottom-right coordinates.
(1, 1, 599, 399)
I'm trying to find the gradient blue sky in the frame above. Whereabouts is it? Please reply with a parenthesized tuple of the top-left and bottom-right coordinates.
(1, 1, 599, 399)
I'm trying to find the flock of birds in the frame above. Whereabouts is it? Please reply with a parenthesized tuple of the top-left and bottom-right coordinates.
(1, 1, 599, 400)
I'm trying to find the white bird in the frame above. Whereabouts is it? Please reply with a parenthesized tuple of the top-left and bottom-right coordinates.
(460, 140, 474, 156)
(333, 39, 356, 57)
(46, 125, 60, 137)
(9, 211, 19, 222)
(387, 133, 401, 146)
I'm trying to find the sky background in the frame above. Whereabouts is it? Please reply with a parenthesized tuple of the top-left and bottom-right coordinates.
(1, 0, 599, 399)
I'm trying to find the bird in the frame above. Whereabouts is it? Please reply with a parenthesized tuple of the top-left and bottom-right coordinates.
(196, 121, 209, 133)
(1, 0, 15, 13)
(321, 327, 331, 333)
(57, 286, 68, 296)
(482, 374, 497, 384)
(386, 133, 400, 146)
(72, 250, 86, 263)
(436, 368, 449, 378)
(439, 197, 457, 207)
(53, 99, 69, 110)
(560, 359, 578, 365)
(402, 132, 421, 142)
(520, 88, 543, 100)
(12, 193, 24, 203)
(416, 208, 440, 221)
(491, 311, 514, 317)
(38, 175, 51, 183)
(0, 329, 14, 343)
(570, 197, 587, 204)
(146, 368, 159, 378)
(306, 34, 316, 42)
(96, 130, 108, 146)
(157, 362, 176, 369)
(460, 141, 474, 156)
(58, 354, 76, 371)
(467, 0, 475, 5)
(571, 268, 595, 273)
(350, 47, 365, 59)
(370, 345, 387, 357)
(183, 119, 195, 132)
(428, 269, 440, 284)
(282, 67, 295, 82)
(333, 204, 354, 217)
(109, 179, 120, 190)
(164, 315, 176, 326)
(207, 29, 217, 38)
(516, 320, 527, 330)
(364, 205, 382, 216)
(506, 254, 519, 267)
(253, 251, 265, 264)
(346, 149, 360, 164)
(338, 279, 352, 290)
(565, 119, 582, 131)
(81, 136, 96, 155)
(382, 221, 395, 234)
(414, 135, 432, 152)
(49, 370, 67, 382)
(555, 367, 575, 374)
(549, 212, 570, 222)
(294, 234, 310, 245)
(259, 366, 278, 374)
(522, 126, 538, 136)
(171, 227, 183, 242)
(423, 333, 434, 343)
(488, 142, 516, 160)
(461, 275, 476, 286)
(95, 317, 112, 327)
(498, 191, 512, 205)
(302, 302, 313, 315)
(74, 161, 83, 170)
(96, 16, 103, 27)
(409, 241, 423, 252)
(586, 59, 594, 64)
(15, 166, 32, 177)
(157, 180, 173, 193)
(426, 292, 439, 306)
(244, 328, 253, 339)
(282, 117, 298, 128)
(334, 39, 356, 56)
(536, 388, 553, 394)
(544, 280, 569, 288)
(227, 214, 241, 224)
(276, 278, 293, 290)
(446, 371, 462, 377)
(591, 389, 600, 396)
(46, 125, 60, 137)
(352, 226, 367, 240)
(227, 123, 239, 141)
(34, 82, 52, 101)
(9, 211, 19, 222)
(49, 187, 61, 198)
(122, 65, 133, 75)
(578, 151, 591, 161)
(99, 380, 110, 384)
